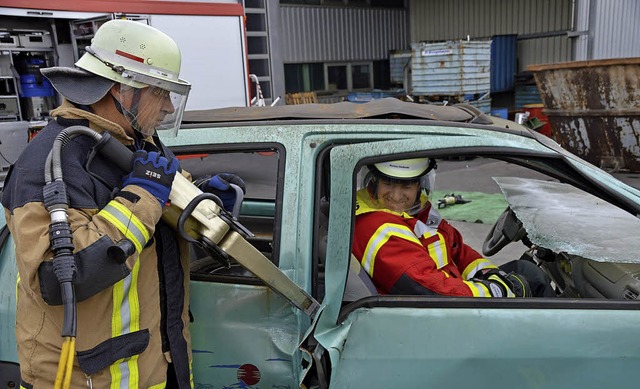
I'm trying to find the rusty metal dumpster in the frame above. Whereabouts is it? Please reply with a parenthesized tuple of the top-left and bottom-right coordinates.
(529, 58, 640, 172)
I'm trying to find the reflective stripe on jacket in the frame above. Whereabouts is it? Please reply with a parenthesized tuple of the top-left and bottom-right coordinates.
(353, 188, 498, 296)
(1, 103, 192, 388)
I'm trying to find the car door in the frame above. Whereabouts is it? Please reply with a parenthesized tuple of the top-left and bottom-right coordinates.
(312, 136, 640, 388)
(177, 146, 313, 389)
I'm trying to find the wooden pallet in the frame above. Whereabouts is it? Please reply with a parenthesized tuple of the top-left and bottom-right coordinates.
(284, 92, 318, 105)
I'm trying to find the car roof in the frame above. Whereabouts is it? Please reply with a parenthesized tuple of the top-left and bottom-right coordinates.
(183, 97, 494, 125)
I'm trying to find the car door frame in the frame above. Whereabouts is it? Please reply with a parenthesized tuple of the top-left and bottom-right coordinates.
(311, 136, 640, 387)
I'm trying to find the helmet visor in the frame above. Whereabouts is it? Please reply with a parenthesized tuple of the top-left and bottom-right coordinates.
(150, 88, 188, 137)
(118, 84, 188, 137)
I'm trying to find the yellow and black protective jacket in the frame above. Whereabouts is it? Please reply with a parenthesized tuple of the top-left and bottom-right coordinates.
(1, 102, 193, 388)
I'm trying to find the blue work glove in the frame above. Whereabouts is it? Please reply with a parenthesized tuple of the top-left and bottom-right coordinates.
(122, 150, 179, 207)
(195, 173, 246, 212)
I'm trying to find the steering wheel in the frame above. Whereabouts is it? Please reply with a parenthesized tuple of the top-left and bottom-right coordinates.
(482, 207, 526, 256)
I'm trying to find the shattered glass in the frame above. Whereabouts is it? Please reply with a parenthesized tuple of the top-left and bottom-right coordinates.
(494, 177, 640, 264)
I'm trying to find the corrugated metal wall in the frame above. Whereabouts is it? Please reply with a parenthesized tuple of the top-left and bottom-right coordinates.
(409, 0, 573, 71)
(409, 0, 572, 40)
(280, 5, 407, 63)
(591, 0, 640, 59)
(518, 35, 572, 67)
(572, 0, 590, 60)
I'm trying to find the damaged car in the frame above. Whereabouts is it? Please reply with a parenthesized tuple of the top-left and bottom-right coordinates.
(1, 98, 640, 388)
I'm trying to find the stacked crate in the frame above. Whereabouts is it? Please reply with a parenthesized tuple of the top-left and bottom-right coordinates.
(389, 50, 412, 88)
(410, 40, 491, 113)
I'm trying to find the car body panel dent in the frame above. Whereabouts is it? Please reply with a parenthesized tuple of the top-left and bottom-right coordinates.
(189, 280, 299, 388)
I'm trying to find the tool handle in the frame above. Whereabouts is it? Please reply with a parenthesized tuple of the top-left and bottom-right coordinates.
(94, 132, 134, 171)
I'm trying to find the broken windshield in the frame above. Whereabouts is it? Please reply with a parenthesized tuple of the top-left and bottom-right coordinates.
(494, 177, 640, 264)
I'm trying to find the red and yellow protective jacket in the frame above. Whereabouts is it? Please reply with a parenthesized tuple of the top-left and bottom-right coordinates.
(352, 188, 500, 296)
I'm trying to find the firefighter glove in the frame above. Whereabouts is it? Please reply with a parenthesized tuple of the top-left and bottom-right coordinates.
(476, 268, 532, 298)
(122, 150, 179, 207)
(195, 173, 246, 212)
(502, 271, 532, 298)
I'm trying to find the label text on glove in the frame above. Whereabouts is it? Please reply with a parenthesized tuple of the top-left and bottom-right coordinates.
(145, 170, 161, 180)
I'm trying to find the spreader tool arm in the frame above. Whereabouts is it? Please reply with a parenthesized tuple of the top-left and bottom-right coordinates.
(95, 131, 320, 318)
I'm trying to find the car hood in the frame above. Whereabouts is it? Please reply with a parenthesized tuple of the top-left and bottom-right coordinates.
(494, 177, 640, 264)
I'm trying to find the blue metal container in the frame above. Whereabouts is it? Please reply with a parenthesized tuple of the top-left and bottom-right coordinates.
(347, 91, 398, 103)
(490, 35, 517, 93)
(490, 107, 509, 119)
(411, 40, 491, 96)
(514, 84, 543, 108)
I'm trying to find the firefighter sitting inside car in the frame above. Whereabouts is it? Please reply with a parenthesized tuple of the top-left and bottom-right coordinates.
(352, 158, 555, 297)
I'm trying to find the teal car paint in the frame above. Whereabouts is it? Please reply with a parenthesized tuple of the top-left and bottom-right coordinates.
(0, 212, 17, 366)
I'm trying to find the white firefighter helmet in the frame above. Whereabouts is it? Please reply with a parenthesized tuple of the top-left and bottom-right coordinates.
(365, 157, 437, 215)
(76, 19, 191, 137)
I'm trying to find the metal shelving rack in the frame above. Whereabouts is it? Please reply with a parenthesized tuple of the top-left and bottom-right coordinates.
(70, 14, 150, 62)
(69, 16, 109, 62)
(0, 43, 55, 122)
(0, 72, 21, 121)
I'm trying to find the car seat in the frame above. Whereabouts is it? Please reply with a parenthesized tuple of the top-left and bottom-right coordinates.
(317, 200, 378, 302)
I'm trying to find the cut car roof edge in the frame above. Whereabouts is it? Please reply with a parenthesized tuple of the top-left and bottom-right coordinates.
(182, 97, 494, 125)
(180, 116, 535, 140)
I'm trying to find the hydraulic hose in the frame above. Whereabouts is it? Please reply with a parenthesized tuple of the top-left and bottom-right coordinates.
(45, 125, 103, 183)
(44, 126, 103, 389)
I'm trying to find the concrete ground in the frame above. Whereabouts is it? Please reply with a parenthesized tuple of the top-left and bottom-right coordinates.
(435, 158, 640, 194)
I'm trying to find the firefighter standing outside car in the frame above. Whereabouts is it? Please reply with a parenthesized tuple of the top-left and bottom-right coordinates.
(352, 158, 555, 297)
(1, 20, 240, 388)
